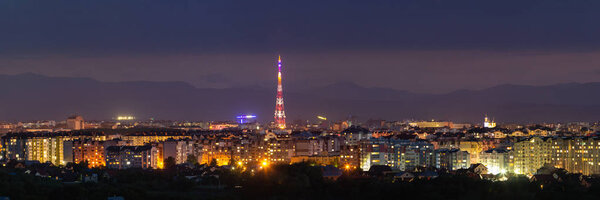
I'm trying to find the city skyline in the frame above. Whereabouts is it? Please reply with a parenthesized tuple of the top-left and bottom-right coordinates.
(2, 1, 600, 199)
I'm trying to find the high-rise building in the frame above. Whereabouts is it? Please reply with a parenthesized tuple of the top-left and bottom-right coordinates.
(1, 136, 69, 166)
(433, 149, 470, 171)
(162, 139, 197, 164)
(359, 138, 392, 171)
(391, 140, 435, 171)
(73, 139, 128, 168)
(274, 55, 286, 129)
(105, 145, 154, 169)
(549, 137, 600, 175)
(512, 137, 551, 175)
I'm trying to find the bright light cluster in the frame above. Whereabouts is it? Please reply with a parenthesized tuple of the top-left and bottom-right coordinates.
(117, 116, 135, 120)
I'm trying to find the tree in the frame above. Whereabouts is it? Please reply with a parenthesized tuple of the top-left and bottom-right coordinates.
(229, 157, 237, 166)
(186, 155, 198, 165)
(164, 156, 176, 169)
(209, 158, 218, 167)
(66, 161, 88, 172)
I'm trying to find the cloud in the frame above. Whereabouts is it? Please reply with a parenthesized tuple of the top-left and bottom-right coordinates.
(0, 0, 599, 55)
(1, 1, 599, 93)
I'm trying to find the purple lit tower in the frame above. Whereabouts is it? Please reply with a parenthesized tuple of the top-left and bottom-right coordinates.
(274, 55, 286, 129)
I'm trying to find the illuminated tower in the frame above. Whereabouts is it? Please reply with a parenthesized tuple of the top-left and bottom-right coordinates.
(274, 55, 286, 129)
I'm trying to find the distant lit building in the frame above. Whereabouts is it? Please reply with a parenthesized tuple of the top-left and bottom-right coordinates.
(294, 138, 322, 156)
(83, 122, 101, 129)
(105, 145, 154, 169)
(1, 136, 69, 166)
(67, 115, 85, 130)
(121, 135, 191, 146)
(390, 140, 434, 171)
(236, 115, 257, 124)
(359, 138, 392, 171)
(433, 149, 470, 170)
(459, 141, 485, 164)
(549, 137, 600, 175)
(512, 137, 551, 175)
(116, 116, 135, 121)
(209, 122, 239, 131)
(73, 139, 130, 168)
(479, 148, 512, 174)
(410, 121, 454, 128)
(1, 137, 27, 161)
(290, 155, 339, 166)
(162, 139, 197, 164)
(483, 115, 496, 128)
(267, 139, 295, 163)
(27, 137, 69, 166)
(341, 126, 370, 145)
(340, 145, 360, 169)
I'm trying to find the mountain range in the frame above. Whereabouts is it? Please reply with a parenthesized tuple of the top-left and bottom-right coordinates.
(1, 73, 599, 123)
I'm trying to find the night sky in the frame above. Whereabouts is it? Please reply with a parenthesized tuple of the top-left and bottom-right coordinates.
(1, 0, 599, 93)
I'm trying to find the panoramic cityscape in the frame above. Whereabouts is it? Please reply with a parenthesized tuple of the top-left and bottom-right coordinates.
(2, 1, 600, 200)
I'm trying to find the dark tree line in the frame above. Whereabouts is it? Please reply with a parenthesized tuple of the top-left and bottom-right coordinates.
(2, 163, 600, 200)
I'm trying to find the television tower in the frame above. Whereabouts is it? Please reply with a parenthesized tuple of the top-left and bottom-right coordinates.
(274, 55, 286, 129)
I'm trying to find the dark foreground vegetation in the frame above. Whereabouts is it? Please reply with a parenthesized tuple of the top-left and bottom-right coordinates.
(1, 162, 600, 200)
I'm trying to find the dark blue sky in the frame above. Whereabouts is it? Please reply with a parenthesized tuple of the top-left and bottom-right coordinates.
(1, 0, 599, 93)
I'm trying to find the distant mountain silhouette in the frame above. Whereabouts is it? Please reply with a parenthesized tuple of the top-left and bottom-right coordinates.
(0, 73, 599, 123)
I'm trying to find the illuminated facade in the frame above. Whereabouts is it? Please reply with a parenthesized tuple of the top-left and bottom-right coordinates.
(483, 115, 496, 128)
(274, 55, 286, 129)
(116, 116, 135, 121)
(479, 149, 512, 174)
(0, 136, 69, 166)
(199, 139, 234, 166)
(294, 139, 323, 156)
(392, 141, 434, 171)
(290, 155, 340, 166)
(549, 137, 600, 175)
(267, 139, 294, 163)
(410, 121, 454, 128)
(105, 145, 154, 169)
(512, 137, 551, 175)
(359, 139, 392, 171)
(162, 139, 197, 164)
(209, 122, 239, 131)
(459, 141, 486, 164)
(340, 145, 360, 169)
(433, 149, 470, 171)
(121, 135, 191, 146)
(73, 139, 105, 168)
(73, 139, 129, 168)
